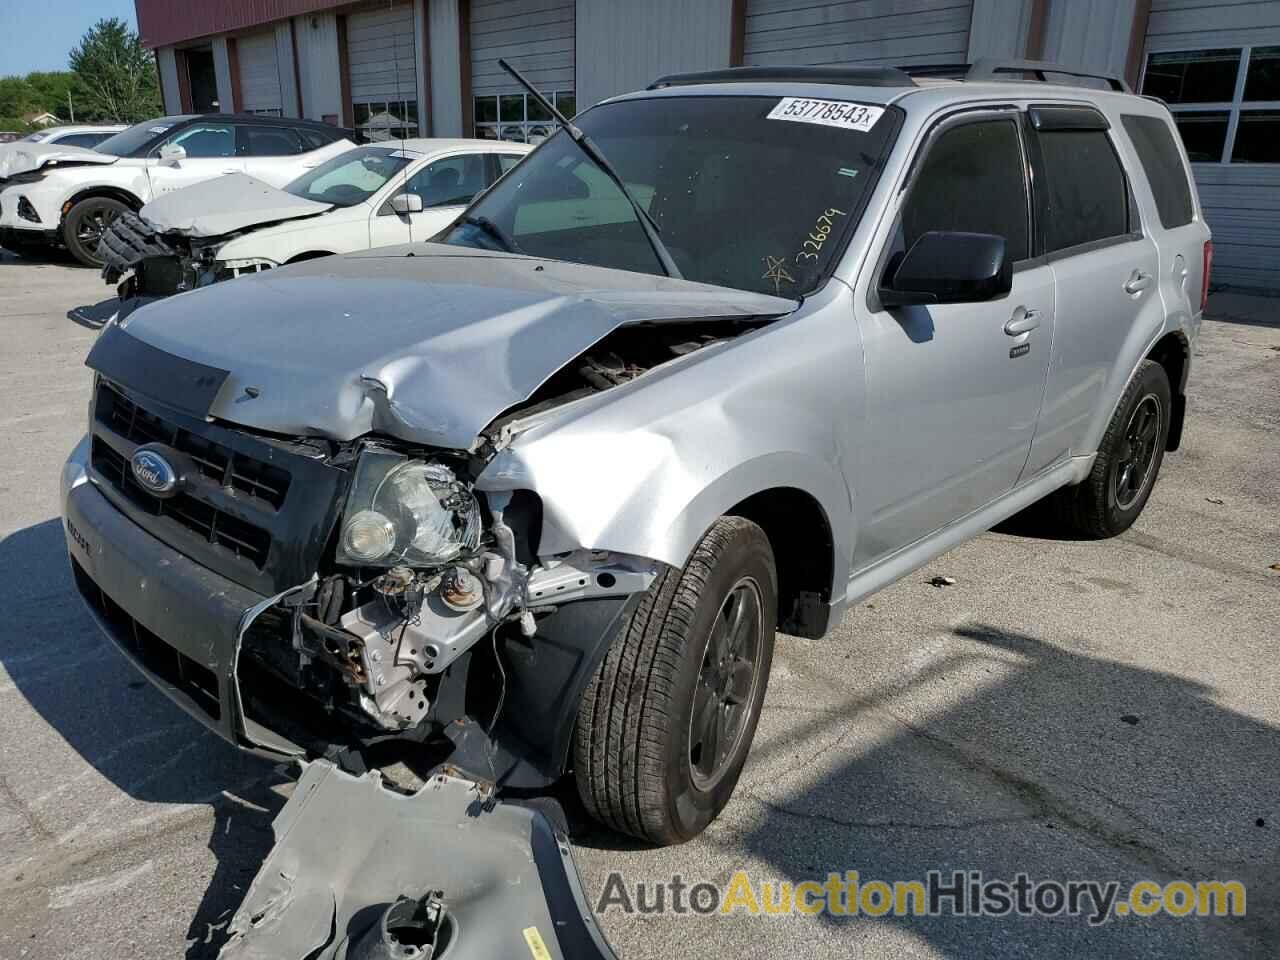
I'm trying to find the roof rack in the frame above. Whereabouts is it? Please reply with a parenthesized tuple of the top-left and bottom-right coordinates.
(899, 59, 1130, 92)
(897, 63, 971, 80)
(648, 65, 914, 90)
(971, 59, 1130, 92)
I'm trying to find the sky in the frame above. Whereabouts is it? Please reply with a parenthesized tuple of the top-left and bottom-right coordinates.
(0, 0, 141, 76)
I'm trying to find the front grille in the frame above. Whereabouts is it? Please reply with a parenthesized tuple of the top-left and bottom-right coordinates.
(72, 557, 221, 720)
(92, 438, 271, 568)
(100, 384, 290, 508)
(87, 379, 350, 595)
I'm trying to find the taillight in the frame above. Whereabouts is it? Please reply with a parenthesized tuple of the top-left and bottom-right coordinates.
(1201, 240, 1213, 312)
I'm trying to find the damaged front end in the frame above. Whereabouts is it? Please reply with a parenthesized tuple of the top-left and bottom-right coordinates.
(72, 321, 668, 790)
(99, 173, 332, 305)
(99, 211, 275, 306)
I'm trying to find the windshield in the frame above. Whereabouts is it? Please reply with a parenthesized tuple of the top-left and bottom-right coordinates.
(94, 118, 182, 157)
(21, 131, 51, 142)
(442, 94, 897, 296)
(285, 146, 412, 206)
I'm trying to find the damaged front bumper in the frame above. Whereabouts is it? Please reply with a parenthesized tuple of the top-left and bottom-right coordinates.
(62, 437, 302, 756)
(63, 435, 648, 787)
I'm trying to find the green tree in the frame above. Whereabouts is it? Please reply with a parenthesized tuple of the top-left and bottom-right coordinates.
(0, 76, 41, 120)
(68, 18, 161, 122)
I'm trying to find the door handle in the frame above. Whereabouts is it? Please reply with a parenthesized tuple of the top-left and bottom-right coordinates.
(1004, 307, 1042, 336)
(1124, 271, 1153, 295)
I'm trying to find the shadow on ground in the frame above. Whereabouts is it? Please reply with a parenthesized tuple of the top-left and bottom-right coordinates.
(0, 519, 287, 958)
(724, 619, 1278, 957)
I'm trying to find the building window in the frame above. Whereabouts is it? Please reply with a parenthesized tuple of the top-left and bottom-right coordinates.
(1141, 47, 1280, 164)
(354, 100, 418, 142)
(474, 91, 575, 143)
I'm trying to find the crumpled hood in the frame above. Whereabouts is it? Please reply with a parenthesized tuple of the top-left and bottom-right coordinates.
(139, 172, 334, 236)
(0, 141, 116, 180)
(119, 244, 796, 449)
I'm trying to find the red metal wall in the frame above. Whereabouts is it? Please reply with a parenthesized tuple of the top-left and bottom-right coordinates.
(135, 0, 340, 48)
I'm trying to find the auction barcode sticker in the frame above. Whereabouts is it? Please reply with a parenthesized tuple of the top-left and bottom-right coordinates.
(766, 98, 884, 132)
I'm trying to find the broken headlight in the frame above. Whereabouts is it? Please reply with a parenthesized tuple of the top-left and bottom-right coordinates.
(336, 449, 481, 567)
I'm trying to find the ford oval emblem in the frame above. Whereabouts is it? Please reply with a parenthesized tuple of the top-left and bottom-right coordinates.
(131, 448, 178, 497)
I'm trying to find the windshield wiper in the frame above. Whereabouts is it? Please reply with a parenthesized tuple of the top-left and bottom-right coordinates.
(497, 57, 682, 280)
(461, 214, 521, 253)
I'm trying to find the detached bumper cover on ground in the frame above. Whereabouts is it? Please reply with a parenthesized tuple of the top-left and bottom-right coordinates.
(220, 761, 616, 960)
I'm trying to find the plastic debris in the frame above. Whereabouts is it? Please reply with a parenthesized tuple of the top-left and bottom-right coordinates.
(928, 575, 957, 588)
(1205, 497, 1225, 505)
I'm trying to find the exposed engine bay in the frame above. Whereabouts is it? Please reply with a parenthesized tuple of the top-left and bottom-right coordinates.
(235, 444, 656, 761)
(224, 321, 753, 772)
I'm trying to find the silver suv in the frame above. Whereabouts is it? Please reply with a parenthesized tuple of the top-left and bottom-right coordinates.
(63, 61, 1210, 852)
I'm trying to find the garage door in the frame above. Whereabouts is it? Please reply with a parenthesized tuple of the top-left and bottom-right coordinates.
(347, 0, 419, 140)
(1139, 1, 1280, 290)
(471, 0, 576, 143)
(743, 0, 974, 67)
(238, 31, 283, 115)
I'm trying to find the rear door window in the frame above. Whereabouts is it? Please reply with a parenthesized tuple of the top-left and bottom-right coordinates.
(900, 117, 1031, 262)
(238, 125, 305, 157)
(1120, 115, 1195, 228)
(56, 132, 112, 148)
(1035, 127, 1131, 253)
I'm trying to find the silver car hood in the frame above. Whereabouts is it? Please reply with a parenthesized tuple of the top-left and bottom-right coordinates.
(0, 141, 116, 180)
(139, 172, 334, 236)
(120, 244, 796, 449)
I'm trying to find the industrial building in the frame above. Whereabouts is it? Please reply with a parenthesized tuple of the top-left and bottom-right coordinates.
(136, 0, 1280, 289)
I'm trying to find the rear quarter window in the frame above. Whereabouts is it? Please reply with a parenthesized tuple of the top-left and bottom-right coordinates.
(1120, 114, 1196, 228)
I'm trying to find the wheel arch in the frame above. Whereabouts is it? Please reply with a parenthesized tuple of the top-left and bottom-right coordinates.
(1145, 330, 1190, 451)
(61, 186, 143, 222)
(726, 486, 836, 638)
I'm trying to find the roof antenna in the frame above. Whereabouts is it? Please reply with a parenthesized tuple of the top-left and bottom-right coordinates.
(386, 0, 414, 244)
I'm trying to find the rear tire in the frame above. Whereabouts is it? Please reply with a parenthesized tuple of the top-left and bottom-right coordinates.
(63, 196, 130, 267)
(1047, 359, 1172, 538)
(574, 516, 777, 845)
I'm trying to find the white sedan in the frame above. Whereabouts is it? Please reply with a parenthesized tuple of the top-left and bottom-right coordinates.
(101, 138, 533, 303)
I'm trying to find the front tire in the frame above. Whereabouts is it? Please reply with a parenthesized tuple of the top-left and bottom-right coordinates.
(63, 196, 129, 267)
(574, 516, 777, 845)
(1049, 359, 1172, 538)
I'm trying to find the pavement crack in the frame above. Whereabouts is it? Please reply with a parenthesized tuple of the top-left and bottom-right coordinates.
(0, 774, 53, 841)
(741, 793, 1035, 833)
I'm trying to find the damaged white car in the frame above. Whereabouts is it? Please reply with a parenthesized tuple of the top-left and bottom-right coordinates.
(63, 58, 1207, 958)
(0, 113, 352, 266)
(99, 138, 533, 307)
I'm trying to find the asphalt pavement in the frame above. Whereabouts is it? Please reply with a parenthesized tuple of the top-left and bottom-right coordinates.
(0, 249, 1276, 959)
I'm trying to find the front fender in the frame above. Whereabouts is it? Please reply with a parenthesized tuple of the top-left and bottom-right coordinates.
(484, 437, 851, 587)
(477, 283, 862, 604)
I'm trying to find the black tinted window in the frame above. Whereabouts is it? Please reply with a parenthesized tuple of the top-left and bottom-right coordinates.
(1121, 115, 1195, 228)
(57, 132, 111, 148)
(297, 128, 333, 151)
(239, 125, 304, 156)
(902, 119, 1029, 262)
(1037, 129, 1129, 252)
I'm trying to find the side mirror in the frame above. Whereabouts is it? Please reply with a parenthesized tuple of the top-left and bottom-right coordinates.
(390, 192, 423, 215)
(158, 143, 186, 165)
(879, 231, 1012, 307)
